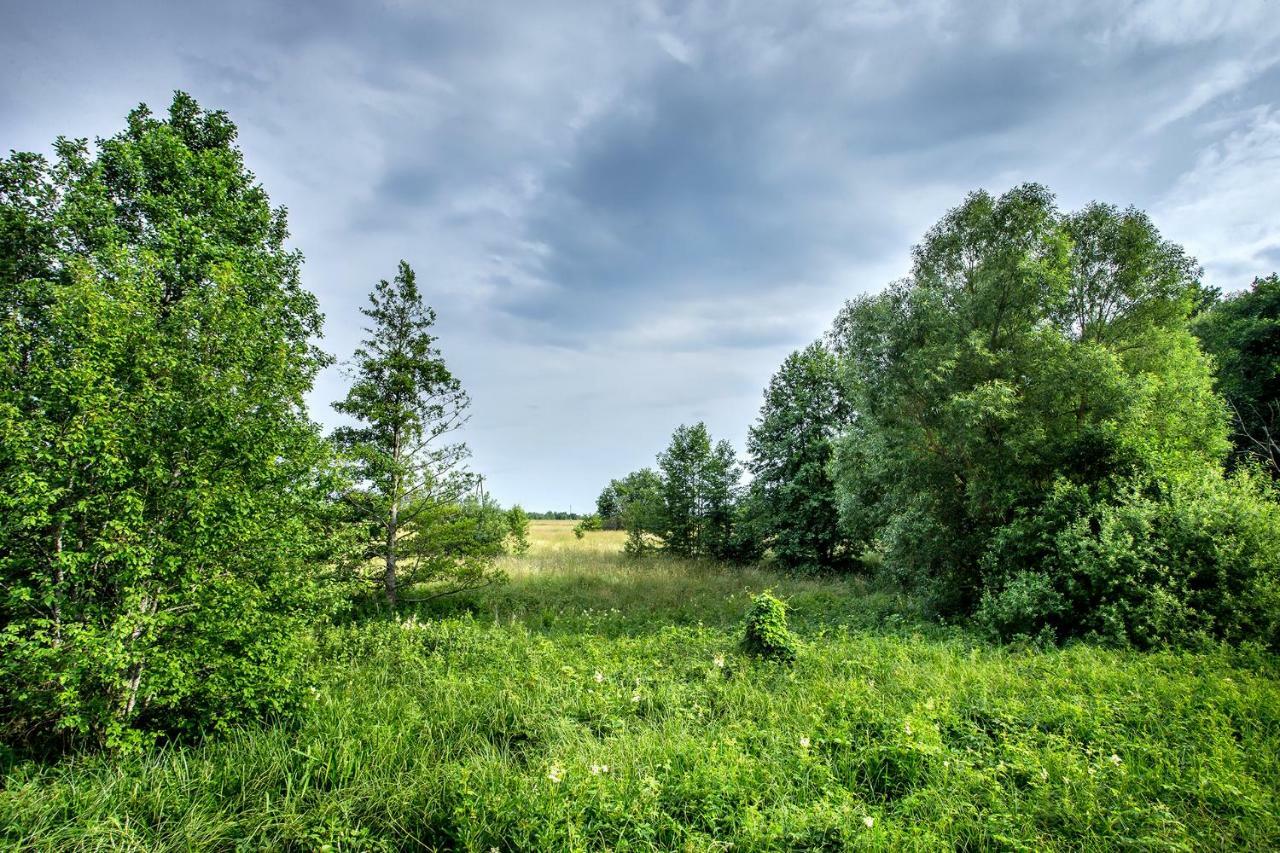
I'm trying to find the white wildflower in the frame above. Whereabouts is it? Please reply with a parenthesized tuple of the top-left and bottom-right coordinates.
(590, 763, 610, 775)
(547, 764, 564, 784)
(799, 735, 810, 749)
(713, 654, 726, 668)
(1109, 753, 1122, 765)
(594, 670, 605, 684)
(863, 815, 875, 828)
(631, 691, 642, 704)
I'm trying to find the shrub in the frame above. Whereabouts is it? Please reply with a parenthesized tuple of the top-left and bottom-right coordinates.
(978, 466, 1280, 647)
(506, 505, 531, 555)
(573, 514, 602, 539)
(742, 592, 798, 663)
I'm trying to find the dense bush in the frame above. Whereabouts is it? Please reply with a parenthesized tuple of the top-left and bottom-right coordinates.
(742, 592, 798, 662)
(573, 514, 602, 539)
(977, 466, 1280, 647)
(0, 94, 341, 751)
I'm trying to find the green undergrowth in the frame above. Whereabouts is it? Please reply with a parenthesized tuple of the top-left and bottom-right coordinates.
(3, 540, 1279, 850)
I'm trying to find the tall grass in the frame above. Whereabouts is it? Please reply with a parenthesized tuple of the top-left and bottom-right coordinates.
(3, 521, 1278, 850)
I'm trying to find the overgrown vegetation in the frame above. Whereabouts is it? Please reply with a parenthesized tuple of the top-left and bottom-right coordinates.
(3, 523, 1278, 850)
(3, 94, 1280, 847)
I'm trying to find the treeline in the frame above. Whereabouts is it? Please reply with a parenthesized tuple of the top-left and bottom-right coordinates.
(598, 186, 1280, 651)
(0, 95, 525, 752)
(526, 510, 585, 520)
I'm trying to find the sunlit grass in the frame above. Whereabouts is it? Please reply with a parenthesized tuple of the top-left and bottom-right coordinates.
(3, 523, 1278, 850)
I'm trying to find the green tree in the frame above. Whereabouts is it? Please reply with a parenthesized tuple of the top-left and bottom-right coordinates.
(1193, 274, 1280, 475)
(333, 261, 473, 606)
(392, 492, 508, 602)
(506, 504, 531, 555)
(0, 93, 339, 750)
(596, 484, 622, 528)
(829, 184, 1256, 643)
(747, 341, 853, 573)
(658, 423, 741, 560)
(610, 468, 665, 557)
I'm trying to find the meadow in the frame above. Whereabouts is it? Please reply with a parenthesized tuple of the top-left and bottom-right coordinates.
(3, 520, 1279, 851)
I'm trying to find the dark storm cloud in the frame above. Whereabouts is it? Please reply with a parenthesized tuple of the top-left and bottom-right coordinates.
(4, 0, 1280, 509)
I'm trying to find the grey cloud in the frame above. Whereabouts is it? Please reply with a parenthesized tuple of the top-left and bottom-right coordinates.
(4, 0, 1280, 509)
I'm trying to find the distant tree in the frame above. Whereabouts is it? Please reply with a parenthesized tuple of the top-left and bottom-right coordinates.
(506, 505, 531, 554)
(596, 484, 622, 528)
(658, 423, 741, 560)
(747, 341, 854, 573)
(613, 468, 665, 557)
(1193, 274, 1280, 475)
(333, 261, 473, 606)
(573, 514, 602, 539)
(0, 93, 340, 749)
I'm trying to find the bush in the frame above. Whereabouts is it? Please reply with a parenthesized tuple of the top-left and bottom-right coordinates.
(573, 514, 602, 539)
(978, 467, 1280, 647)
(742, 592, 798, 663)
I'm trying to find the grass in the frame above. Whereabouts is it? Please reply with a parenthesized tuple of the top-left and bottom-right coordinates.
(3, 520, 1279, 850)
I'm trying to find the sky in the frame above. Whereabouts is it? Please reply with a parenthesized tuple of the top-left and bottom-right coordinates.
(4, 1, 1280, 511)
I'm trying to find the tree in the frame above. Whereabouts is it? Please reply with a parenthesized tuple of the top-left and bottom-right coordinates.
(613, 468, 665, 557)
(657, 423, 741, 560)
(828, 184, 1276, 646)
(596, 484, 622, 529)
(333, 261, 473, 606)
(1193, 274, 1280, 475)
(0, 93, 340, 750)
(747, 341, 853, 573)
(506, 505, 531, 555)
(390, 491, 509, 602)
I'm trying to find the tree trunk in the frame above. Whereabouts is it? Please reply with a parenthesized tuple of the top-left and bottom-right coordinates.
(384, 500, 398, 606)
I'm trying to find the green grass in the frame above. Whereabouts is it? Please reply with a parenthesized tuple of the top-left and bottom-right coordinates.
(3, 521, 1279, 850)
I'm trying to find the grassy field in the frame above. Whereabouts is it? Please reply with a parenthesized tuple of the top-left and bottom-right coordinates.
(3, 520, 1279, 850)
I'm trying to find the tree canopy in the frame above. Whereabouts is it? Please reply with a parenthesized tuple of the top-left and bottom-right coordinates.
(0, 93, 340, 750)
(828, 184, 1277, 645)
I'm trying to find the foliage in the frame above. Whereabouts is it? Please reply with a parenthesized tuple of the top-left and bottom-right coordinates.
(332, 261, 473, 605)
(573, 514, 602, 539)
(747, 341, 854, 573)
(595, 485, 622, 529)
(741, 592, 798, 663)
(5, 525, 1278, 850)
(976, 466, 1280, 647)
(828, 184, 1259, 645)
(506, 505, 531, 555)
(0, 93, 341, 751)
(390, 494, 509, 602)
(657, 423, 742, 560)
(1194, 273, 1280, 475)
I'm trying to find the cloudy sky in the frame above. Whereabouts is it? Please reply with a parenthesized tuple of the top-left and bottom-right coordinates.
(5, 1, 1280, 510)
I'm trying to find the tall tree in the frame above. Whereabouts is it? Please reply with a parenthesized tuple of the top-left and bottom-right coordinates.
(657, 423, 741, 560)
(1193, 274, 1280, 475)
(0, 93, 338, 749)
(333, 261, 471, 605)
(747, 341, 853, 573)
(827, 185, 1280, 647)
